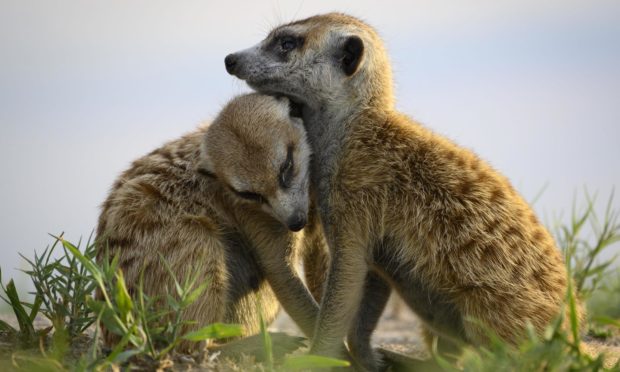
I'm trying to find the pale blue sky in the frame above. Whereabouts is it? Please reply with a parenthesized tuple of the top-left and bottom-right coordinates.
(1, 1, 619, 286)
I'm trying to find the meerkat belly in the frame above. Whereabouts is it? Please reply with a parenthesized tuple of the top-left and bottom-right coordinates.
(372, 238, 465, 340)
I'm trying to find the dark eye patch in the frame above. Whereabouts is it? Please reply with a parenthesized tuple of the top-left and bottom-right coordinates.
(267, 33, 304, 60)
(279, 145, 295, 189)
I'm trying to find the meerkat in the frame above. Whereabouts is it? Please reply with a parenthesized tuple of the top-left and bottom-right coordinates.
(96, 93, 326, 353)
(225, 13, 583, 370)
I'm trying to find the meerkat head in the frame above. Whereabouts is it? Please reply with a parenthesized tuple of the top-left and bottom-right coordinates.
(224, 13, 394, 112)
(200, 93, 311, 232)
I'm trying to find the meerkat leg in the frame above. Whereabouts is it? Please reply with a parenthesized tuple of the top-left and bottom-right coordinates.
(310, 225, 369, 360)
(302, 239, 329, 302)
(251, 232, 322, 338)
(220, 230, 281, 335)
(301, 210, 329, 302)
(347, 271, 392, 372)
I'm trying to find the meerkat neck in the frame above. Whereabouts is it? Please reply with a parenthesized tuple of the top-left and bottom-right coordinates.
(301, 102, 356, 220)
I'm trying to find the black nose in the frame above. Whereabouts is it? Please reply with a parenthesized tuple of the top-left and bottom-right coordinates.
(287, 212, 307, 232)
(224, 54, 237, 74)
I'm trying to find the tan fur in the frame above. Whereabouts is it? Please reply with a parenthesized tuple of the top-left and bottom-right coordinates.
(227, 13, 586, 370)
(96, 93, 325, 353)
(339, 109, 577, 342)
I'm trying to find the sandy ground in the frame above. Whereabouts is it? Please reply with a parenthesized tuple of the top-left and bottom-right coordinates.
(270, 295, 429, 360)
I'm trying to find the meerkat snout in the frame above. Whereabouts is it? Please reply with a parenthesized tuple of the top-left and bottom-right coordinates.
(286, 209, 307, 232)
(224, 53, 238, 74)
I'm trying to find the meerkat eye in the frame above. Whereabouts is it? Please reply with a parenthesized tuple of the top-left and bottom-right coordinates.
(237, 191, 266, 203)
(229, 187, 267, 204)
(280, 36, 298, 51)
(279, 145, 295, 189)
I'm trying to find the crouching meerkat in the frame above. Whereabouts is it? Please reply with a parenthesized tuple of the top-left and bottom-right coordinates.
(225, 13, 583, 370)
(96, 93, 327, 353)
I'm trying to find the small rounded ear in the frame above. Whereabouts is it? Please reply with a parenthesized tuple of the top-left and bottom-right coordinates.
(341, 35, 364, 76)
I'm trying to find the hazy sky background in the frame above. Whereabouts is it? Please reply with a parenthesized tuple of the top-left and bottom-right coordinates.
(1, 1, 619, 288)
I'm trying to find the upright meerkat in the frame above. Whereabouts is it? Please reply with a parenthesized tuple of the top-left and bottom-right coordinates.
(97, 93, 325, 352)
(225, 13, 581, 370)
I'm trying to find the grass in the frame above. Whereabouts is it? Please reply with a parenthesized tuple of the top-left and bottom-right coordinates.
(0, 191, 618, 371)
(589, 271, 620, 321)
(556, 191, 620, 300)
(0, 274, 47, 348)
(69, 239, 247, 368)
(22, 235, 97, 338)
(1, 236, 246, 370)
(0, 235, 348, 371)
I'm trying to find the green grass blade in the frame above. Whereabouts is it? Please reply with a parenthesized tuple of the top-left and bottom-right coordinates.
(110, 348, 143, 365)
(157, 252, 184, 298)
(60, 237, 111, 306)
(567, 281, 581, 351)
(282, 355, 350, 370)
(28, 294, 43, 322)
(182, 280, 209, 308)
(137, 270, 156, 357)
(10, 353, 66, 372)
(181, 323, 242, 341)
(258, 304, 274, 372)
(114, 270, 133, 319)
(4, 280, 36, 338)
(104, 330, 137, 364)
(593, 316, 620, 328)
(85, 296, 127, 336)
